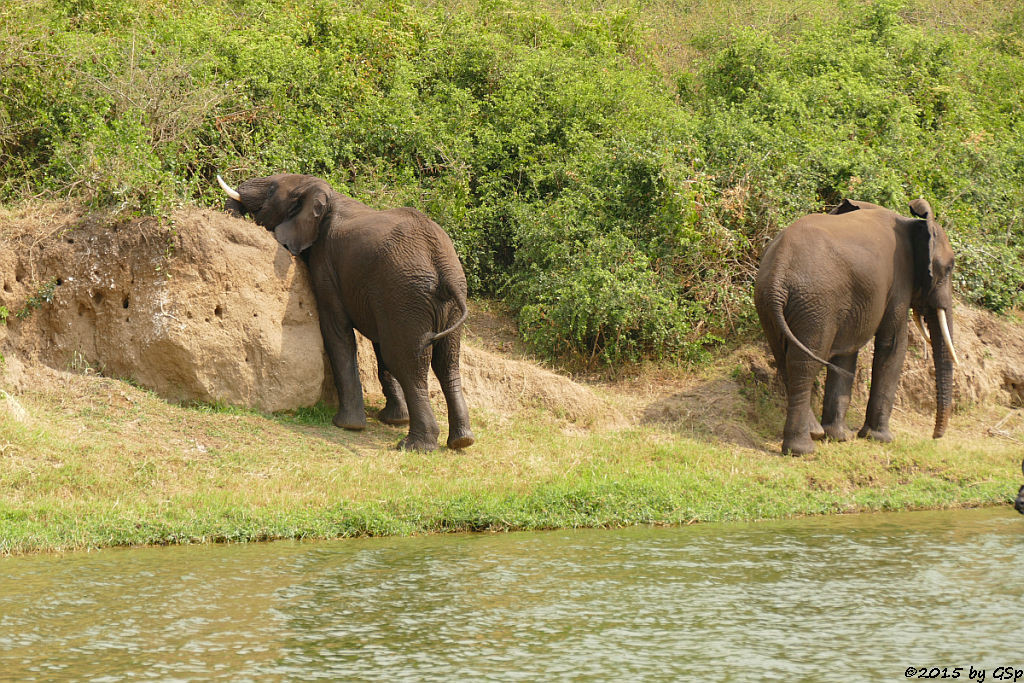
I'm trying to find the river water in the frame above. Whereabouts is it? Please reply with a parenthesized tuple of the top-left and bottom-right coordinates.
(1, 507, 1022, 681)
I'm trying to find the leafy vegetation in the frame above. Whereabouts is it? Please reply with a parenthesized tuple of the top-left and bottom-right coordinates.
(2, 0, 1022, 363)
(12, 278, 58, 320)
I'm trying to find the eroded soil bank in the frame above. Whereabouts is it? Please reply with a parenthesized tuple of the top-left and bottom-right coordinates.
(3, 202, 1024, 438)
(1, 203, 1022, 554)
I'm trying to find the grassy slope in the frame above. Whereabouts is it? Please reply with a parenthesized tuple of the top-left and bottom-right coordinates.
(1, 356, 1020, 555)
(3, 0, 1024, 553)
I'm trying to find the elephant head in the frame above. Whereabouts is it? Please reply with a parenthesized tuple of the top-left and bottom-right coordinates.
(907, 198, 958, 439)
(218, 174, 331, 255)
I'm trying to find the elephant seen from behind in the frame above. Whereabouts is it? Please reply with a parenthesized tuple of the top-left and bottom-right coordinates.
(754, 199, 958, 455)
(218, 173, 474, 451)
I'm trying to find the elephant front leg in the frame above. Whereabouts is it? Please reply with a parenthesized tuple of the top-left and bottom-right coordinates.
(821, 352, 858, 441)
(320, 315, 367, 431)
(858, 324, 908, 442)
(373, 342, 409, 425)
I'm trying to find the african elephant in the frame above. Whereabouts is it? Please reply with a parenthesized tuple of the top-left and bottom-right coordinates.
(754, 198, 958, 455)
(217, 173, 474, 451)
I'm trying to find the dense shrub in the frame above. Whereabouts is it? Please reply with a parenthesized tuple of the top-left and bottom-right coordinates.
(2, 0, 1023, 363)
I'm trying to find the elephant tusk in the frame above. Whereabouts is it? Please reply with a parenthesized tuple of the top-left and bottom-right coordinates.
(217, 174, 241, 202)
(913, 314, 929, 360)
(914, 313, 930, 342)
(938, 308, 960, 369)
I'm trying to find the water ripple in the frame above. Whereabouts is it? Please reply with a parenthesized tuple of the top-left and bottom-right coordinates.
(1, 507, 1022, 680)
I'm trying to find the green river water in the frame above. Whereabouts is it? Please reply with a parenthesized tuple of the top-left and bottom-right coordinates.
(1, 506, 1022, 681)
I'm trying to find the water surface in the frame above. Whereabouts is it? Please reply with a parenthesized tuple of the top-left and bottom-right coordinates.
(1, 507, 1022, 680)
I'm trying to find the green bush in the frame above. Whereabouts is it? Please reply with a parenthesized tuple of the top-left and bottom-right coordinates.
(2, 0, 1023, 363)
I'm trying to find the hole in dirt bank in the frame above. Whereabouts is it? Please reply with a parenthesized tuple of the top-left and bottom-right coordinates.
(214, 305, 223, 318)
(122, 296, 130, 309)
(3, 282, 11, 293)
(1004, 377, 1024, 408)
(56, 278, 63, 286)
(93, 292, 104, 305)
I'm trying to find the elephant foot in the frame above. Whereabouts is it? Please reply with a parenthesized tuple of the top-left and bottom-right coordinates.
(395, 436, 438, 452)
(857, 426, 893, 443)
(781, 434, 815, 456)
(822, 422, 853, 442)
(377, 403, 410, 426)
(333, 409, 367, 431)
(447, 428, 475, 450)
(810, 421, 826, 441)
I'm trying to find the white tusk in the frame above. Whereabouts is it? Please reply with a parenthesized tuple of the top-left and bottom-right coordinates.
(217, 174, 241, 202)
(937, 309, 960, 369)
(913, 314, 929, 360)
(914, 313, 930, 342)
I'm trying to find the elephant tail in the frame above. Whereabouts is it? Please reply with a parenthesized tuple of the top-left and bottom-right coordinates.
(773, 297, 854, 378)
(421, 291, 469, 352)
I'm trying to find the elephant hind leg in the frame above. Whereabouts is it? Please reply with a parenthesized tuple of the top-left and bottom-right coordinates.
(431, 334, 474, 450)
(373, 342, 410, 425)
(381, 343, 439, 452)
(781, 356, 822, 456)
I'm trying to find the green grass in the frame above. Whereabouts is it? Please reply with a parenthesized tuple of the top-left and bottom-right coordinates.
(0, 371, 1018, 554)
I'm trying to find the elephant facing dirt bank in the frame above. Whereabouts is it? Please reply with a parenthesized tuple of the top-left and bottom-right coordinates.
(219, 173, 474, 452)
(754, 199, 958, 456)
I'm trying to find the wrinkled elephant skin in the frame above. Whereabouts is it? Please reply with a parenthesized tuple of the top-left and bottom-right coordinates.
(220, 173, 474, 451)
(754, 199, 957, 455)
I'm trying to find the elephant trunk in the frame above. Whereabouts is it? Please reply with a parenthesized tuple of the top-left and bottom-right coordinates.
(926, 308, 955, 438)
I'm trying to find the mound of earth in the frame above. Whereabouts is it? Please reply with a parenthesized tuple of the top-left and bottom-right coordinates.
(1, 202, 1023, 439)
(0, 203, 616, 426)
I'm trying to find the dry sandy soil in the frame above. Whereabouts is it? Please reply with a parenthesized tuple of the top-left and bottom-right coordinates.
(2, 202, 1024, 451)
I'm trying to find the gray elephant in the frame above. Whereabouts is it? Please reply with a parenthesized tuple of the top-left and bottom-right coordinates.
(218, 173, 474, 451)
(754, 198, 958, 455)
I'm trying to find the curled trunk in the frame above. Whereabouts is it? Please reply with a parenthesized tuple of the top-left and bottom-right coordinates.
(926, 308, 954, 438)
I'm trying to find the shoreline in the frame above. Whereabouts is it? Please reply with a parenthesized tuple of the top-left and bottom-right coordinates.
(1, 361, 1019, 555)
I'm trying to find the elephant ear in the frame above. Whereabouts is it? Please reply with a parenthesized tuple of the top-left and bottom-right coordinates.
(909, 199, 945, 286)
(828, 198, 860, 215)
(274, 190, 329, 255)
(909, 198, 933, 220)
